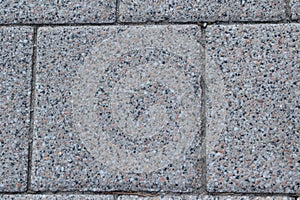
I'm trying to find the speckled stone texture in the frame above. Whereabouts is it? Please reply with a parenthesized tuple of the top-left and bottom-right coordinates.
(0, 27, 33, 191)
(206, 24, 300, 193)
(201, 197, 294, 200)
(119, 0, 286, 22)
(118, 196, 294, 200)
(118, 195, 198, 200)
(290, 0, 300, 19)
(32, 25, 203, 192)
(0, 195, 114, 200)
(0, 1, 115, 24)
(0, 195, 294, 200)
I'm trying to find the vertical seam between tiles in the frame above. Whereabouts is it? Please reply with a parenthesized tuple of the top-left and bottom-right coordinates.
(116, 0, 120, 24)
(200, 25, 207, 193)
(285, 0, 292, 21)
(27, 26, 38, 193)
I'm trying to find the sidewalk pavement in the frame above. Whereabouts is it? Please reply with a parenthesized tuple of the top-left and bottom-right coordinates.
(0, 1, 299, 199)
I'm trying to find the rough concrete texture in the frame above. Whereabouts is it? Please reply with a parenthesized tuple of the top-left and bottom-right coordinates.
(118, 195, 294, 200)
(200, 197, 294, 200)
(118, 195, 198, 200)
(206, 23, 300, 193)
(0, 195, 114, 200)
(119, 0, 286, 22)
(0, 195, 295, 200)
(0, 1, 116, 24)
(0, 27, 33, 191)
(32, 25, 203, 192)
(290, 0, 300, 19)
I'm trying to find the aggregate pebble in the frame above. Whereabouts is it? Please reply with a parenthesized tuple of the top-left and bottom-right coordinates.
(206, 23, 300, 193)
(0, 1, 116, 24)
(119, 0, 286, 22)
(0, 27, 33, 191)
(32, 25, 203, 192)
(290, 0, 300, 19)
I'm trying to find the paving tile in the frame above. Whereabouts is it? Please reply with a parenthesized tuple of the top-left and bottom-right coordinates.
(119, 0, 286, 22)
(118, 195, 198, 200)
(213, 197, 293, 200)
(0, 27, 33, 191)
(250, 198, 293, 200)
(0, 1, 115, 24)
(32, 25, 203, 192)
(206, 23, 300, 193)
(290, 0, 300, 19)
(0, 195, 113, 200)
(118, 195, 294, 200)
(201, 196, 294, 200)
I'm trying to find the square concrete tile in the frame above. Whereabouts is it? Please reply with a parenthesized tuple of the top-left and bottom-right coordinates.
(206, 24, 300, 193)
(0, 195, 113, 200)
(0, 1, 115, 24)
(290, 0, 300, 20)
(0, 27, 33, 191)
(119, 0, 286, 22)
(32, 25, 203, 192)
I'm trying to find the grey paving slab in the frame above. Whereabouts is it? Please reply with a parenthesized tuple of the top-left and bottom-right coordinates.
(0, 195, 114, 200)
(118, 195, 293, 200)
(209, 197, 294, 200)
(290, 0, 300, 19)
(119, 0, 286, 22)
(201, 197, 294, 200)
(118, 195, 198, 200)
(0, 1, 115, 24)
(32, 25, 203, 192)
(0, 27, 33, 191)
(206, 23, 300, 193)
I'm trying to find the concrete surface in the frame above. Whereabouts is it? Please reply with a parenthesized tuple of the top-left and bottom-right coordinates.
(290, 0, 300, 20)
(0, 0, 299, 199)
(118, 196, 294, 200)
(0, 195, 113, 200)
(119, 0, 287, 22)
(0, 27, 33, 192)
(0, 1, 116, 24)
(31, 25, 203, 192)
(0, 195, 295, 200)
(206, 23, 300, 193)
